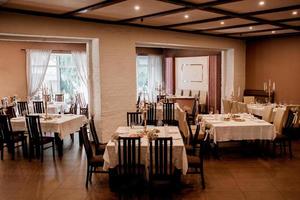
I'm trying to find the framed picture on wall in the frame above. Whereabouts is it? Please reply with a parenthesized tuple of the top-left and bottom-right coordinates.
(181, 63, 203, 83)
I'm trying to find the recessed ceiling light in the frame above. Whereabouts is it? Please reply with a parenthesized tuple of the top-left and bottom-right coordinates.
(259, 1, 265, 6)
(249, 26, 253, 30)
(184, 14, 189, 19)
(220, 21, 225, 25)
(134, 5, 140, 11)
(292, 11, 298, 15)
(272, 30, 276, 34)
(78, 9, 89, 14)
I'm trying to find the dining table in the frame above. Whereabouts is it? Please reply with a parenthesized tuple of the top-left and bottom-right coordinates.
(199, 113, 276, 144)
(103, 126, 188, 176)
(10, 113, 88, 156)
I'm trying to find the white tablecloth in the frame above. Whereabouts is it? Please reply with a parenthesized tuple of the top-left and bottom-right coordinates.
(10, 114, 87, 139)
(247, 104, 285, 122)
(103, 126, 188, 175)
(200, 114, 276, 143)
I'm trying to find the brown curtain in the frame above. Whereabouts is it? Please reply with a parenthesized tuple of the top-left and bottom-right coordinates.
(165, 57, 174, 95)
(208, 54, 221, 113)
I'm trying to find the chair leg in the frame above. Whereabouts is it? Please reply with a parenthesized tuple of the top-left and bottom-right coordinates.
(0, 143, 3, 160)
(52, 140, 55, 160)
(22, 138, 28, 158)
(89, 166, 93, 183)
(272, 142, 276, 157)
(41, 145, 44, 163)
(200, 164, 205, 189)
(11, 142, 15, 160)
(288, 139, 293, 159)
(86, 165, 90, 188)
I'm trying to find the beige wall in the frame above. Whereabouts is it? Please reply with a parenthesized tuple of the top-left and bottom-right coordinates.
(246, 36, 300, 104)
(0, 41, 85, 99)
(0, 12, 246, 141)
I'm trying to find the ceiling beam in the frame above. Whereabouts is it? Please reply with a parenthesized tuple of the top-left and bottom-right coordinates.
(119, 0, 241, 23)
(224, 27, 286, 36)
(245, 31, 300, 40)
(202, 7, 300, 31)
(62, 0, 126, 16)
(196, 17, 300, 32)
(161, 3, 300, 28)
(0, 7, 240, 40)
(160, 0, 300, 30)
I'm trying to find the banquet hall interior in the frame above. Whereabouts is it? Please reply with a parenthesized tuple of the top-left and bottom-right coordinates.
(0, 0, 300, 199)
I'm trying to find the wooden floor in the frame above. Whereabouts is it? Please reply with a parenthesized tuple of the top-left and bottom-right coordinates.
(1, 137, 300, 200)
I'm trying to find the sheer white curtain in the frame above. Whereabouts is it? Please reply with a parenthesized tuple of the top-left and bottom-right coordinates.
(147, 55, 162, 102)
(26, 49, 52, 97)
(71, 51, 88, 104)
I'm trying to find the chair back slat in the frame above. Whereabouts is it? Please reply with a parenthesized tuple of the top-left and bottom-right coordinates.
(117, 137, 141, 176)
(149, 137, 173, 179)
(17, 101, 29, 116)
(25, 115, 43, 142)
(127, 112, 142, 127)
(0, 115, 13, 142)
(147, 103, 157, 125)
(4, 106, 16, 119)
(89, 116, 100, 147)
(33, 101, 44, 113)
(163, 103, 175, 124)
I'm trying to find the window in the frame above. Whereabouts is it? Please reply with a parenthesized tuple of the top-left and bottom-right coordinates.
(136, 55, 162, 101)
(41, 53, 82, 104)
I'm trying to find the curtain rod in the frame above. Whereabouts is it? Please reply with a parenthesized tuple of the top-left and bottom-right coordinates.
(20, 49, 73, 53)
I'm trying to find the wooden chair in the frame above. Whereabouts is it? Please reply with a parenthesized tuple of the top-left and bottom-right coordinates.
(149, 137, 175, 188)
(89, 116, 107, 155)
(0, 107, 4, 115)
(187, 98, 198, 124)
(4, 106, 16, 119)
(163, 103, 178, 126)
(0, 115, 27, 160)
(0, 130, 3, 160)
(81, 125, 107, 188)
(55, 94, 64, 102)
(17, 101, 29, 116)
(80, 104, 89, 118)
(117, 136, 142, 175)
(65, 102, 77, 115)
(25, 115, 55, 162)
(157, 95, 166, 103)
(127, 112, 143, 127)
(32, 101, 44, 113)
(147, 103, 157, 126)
(273, 108, 295, 158)
(186, 129, 208, 189)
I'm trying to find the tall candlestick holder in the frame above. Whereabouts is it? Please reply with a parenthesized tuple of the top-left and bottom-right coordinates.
(263, 80, 275, 104)
(42, 86, 51, 120)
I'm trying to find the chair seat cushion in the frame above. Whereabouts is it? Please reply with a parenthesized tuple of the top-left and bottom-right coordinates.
(90, 155, 104, 165)
(187, 155, 201, 168)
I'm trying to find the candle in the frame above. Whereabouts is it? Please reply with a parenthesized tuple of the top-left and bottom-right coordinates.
(237, 86, 240, 97)
(269, 79, 271, 87)
(263, 82, 266, 91)
(272, 82, 275, 91)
